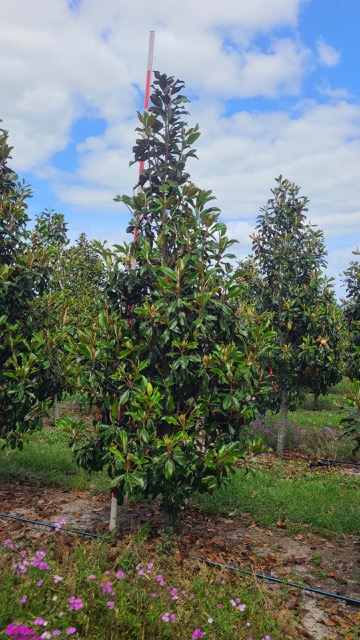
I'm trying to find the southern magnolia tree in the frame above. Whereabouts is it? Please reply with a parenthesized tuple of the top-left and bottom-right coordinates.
(342, 249, 360, 381)
(299, 277, 344, 410)
(252, 176, 328, 456)
(0, 127, 56, 448)
(62, 73, 275, 527)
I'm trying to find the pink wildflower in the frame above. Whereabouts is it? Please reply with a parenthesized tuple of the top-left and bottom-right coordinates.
(66, 629, 76, 636)
(192, 630, 206, 639)
(68, 597, 83, 611)
(4, 538, 14, 550)
(19, 595, 28, 604)
(54, 519, 66, 533)
(107, 601, 115, 609)
(116, 571, 124, 579)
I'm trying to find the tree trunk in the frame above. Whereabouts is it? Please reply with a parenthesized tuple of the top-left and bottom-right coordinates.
(163, 510, 176, 533)
(277, 387, 288, 457)
(53, 394, 60, 424)
(313, 391, 319, 411)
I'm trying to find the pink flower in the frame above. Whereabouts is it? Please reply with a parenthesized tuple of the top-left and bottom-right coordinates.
(237, 603, 246, 612)
(19, 595, 28, 604)
(170, 614, 177, 624)
(68, 597, 83, 611)
(34, 619, 45, 626)
(66, 629, 76, 636)
(151, 593, 157, 598)
(88, 574, 96, 580)
(156, 574, 163, 582)
(192, 630, 205, 639)
(54, 519, 66, 533)
(116, 571, 124, 579)
(99, 581, 114, 596)
(37, 580, 43, 586)
(41, 632, 51, 639)
(107, 601, 115, 609)
(161, 613, 170, 623)
(4, 538, 14, 550)
(5, 623, 34, 636)
(54, 575, 63, 584)
(216, 604, 222, 609)
(52, 632, 61, 636)
(35, 551, 46, 559)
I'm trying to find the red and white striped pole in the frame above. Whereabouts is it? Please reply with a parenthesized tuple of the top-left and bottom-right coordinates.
(134, 30, 155, 243)
(110, 31, 155, 532)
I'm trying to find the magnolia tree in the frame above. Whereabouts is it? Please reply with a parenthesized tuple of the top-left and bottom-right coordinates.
(0, 127, 57, 448)
(342, 249, 360, 381)
(300, 277, 344, 409)
(62, 73, 275, 528)
(251, 176, 328, 456)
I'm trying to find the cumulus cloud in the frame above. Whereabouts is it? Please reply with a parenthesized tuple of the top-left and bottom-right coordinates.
(316, 37, 341, 67)
(1, 0, 358, 290)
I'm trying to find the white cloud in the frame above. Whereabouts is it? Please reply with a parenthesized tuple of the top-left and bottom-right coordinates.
(316, 37, 341, 67)
(1, 0, 358, 291)
(316, 79, 350, 99)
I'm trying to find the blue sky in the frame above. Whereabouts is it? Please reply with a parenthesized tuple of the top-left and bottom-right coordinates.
(1, 0, 359, 296)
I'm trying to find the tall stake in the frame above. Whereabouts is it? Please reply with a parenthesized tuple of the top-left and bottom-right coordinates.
(134, 30, 155, 242)
(110, 31, 155, 532)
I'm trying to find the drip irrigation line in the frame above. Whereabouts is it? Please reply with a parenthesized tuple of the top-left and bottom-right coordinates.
(311, 459, 360, 466)
(0, 512, 105, 539)
(2, 512, 359, 606)
(193, 557, 360, 607)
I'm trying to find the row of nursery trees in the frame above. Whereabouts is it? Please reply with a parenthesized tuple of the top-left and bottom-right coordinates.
(1, 73, 359, 527)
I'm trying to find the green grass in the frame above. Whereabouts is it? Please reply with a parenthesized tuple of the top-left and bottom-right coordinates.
(195, 466, 360, 536)
(0, 536, 295, 640)
(0, 429, 109, 492)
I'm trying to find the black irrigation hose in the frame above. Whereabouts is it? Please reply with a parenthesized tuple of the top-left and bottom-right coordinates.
(311, 459, 360, 466)
(194, 558, 360, 607)
(0, 512, 104, 539)
(2, 512, 360, 606)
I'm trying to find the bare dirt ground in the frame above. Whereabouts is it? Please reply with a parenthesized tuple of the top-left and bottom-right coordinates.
(0, 476, 359, 639)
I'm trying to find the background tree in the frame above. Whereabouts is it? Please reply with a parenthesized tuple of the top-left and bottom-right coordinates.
(0, 126, 55, 448)
(252, 176, 327, 456)
(61, 73, 275, 529)
(299, 277, 344, 409)
(342, 249, 360, 381)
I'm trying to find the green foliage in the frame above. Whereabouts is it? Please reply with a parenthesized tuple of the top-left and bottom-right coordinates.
(0, 127, 56, 448)
(338, 376, 360, 455)
(250, 176, 333, 455)
(342, 249, 360, 380)
(63, 73, 275, 525)
(299, 277, 344, 406)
